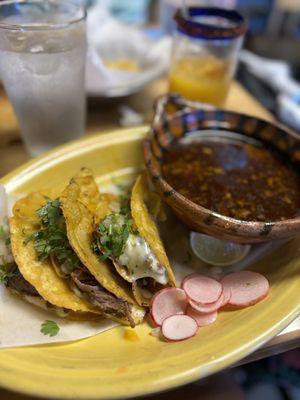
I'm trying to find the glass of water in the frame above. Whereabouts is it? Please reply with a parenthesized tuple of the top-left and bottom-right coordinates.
(0, 0, 86, 156)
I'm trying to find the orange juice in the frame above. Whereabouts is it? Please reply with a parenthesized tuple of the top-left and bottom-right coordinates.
(169, 55, 231, 106)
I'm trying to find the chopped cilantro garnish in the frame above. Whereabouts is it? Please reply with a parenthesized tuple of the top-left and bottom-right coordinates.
(119, 193, 131, 215)
(0, 263, 17, 285)
(99, 249, 112, 262)
(90, 237, 99, 253)
(38, 198, 61, 225)
(92, 192, 136, 262)
(25, 199, 80, 268)
(0, 225, 4, 237)
(40, 320, 60, 337)
(94, 212, 136, 261)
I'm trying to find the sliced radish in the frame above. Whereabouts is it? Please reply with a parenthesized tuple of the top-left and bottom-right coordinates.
(221, 271, 269, 307)
(189, 292, 223, 313)
(186, 305, 218, 327)
(182, 274, 222, 304)
(220, 286, 232, 308)
(181, 273, 199, 286)
(150, 288, 187, 326)
(161, 314, 198, 341)
(189, 285, 232, 313)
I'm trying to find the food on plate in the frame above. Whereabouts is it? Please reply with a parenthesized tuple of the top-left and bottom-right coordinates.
(150, 287, 187, 327)
(9, 191, 93, 318)
(186, 306, 218, 327)
(8, 169, 145, 326)
(2, 165, 271, 342)
(188, 287, 229, 314)
(150, 272, 269, 341)
(182, 274, 223, 304)
(60, 168, 145, 326)
(221, 271, 269, 307)
(190, 232, 251, 266)
(93, 174, 176, 306)
(184, 276, 232, 314)
(40, 320, 60, 337)
(162, 140, 300, 222)
(161, 314, 198, 341)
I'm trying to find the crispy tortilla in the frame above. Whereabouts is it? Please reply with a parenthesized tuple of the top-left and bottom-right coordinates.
(12, 189, 61, 224)
(131, 174, 176, 288)
(94, 193, 120, 223)
(94, 193, 133, 284)
(60, 170, 145, 325)
(68, 167, 100, 214)
(10, 192, 96, 313)
(94, 174, 176, 306)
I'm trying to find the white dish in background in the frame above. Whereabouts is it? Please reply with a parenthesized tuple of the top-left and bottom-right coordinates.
(85, 3, 171, 98)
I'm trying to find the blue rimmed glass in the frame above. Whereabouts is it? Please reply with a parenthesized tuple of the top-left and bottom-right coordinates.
(168, 7, 247, 106)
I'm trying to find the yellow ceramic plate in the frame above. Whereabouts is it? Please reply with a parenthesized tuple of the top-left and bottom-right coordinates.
(1, 127, 300, 399)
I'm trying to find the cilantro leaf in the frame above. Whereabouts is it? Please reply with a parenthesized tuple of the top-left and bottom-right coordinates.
(25, 199, 80, 269)
(0, 263, 17, 285)
(0, 225, 4, 237)
(38, 198, 61, 225)
(40, 320, 60, 337)
(94, 212, 136, 261)
(119, 193, 131, 215)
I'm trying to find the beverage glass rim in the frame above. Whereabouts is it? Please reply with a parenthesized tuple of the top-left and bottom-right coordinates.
(174, 7, 247, 40)
(0, 0, 86, 31)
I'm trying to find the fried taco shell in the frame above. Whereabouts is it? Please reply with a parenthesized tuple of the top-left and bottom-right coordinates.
(9, 192, 95, 315)
(60, 169, 145, 326)
(94, 174, 176, 306)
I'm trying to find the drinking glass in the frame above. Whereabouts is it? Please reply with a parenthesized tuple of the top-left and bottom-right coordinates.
(169, 7, 247, 106)
(0, 0, 87, 156)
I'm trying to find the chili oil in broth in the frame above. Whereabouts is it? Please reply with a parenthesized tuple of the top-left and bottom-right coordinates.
(162, 134, 300, 222)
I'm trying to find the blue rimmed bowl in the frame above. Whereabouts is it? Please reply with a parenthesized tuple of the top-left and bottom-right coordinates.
(143, 94, 300, 244)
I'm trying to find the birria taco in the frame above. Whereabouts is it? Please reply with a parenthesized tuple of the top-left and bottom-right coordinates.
(93, 174, 176, 306)
(9, 190, 91, 319)
(8, 169, 145, 326)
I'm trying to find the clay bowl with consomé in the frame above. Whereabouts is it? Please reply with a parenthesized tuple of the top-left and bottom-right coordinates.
(144, 94, 300, 244)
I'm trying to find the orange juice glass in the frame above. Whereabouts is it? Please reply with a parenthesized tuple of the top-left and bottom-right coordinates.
(169, 7, 247, 106)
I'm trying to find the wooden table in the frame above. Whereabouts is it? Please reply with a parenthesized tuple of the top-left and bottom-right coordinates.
(0, 79, 299, 400)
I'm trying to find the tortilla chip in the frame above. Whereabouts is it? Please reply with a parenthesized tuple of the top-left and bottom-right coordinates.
(60, 174, 143, 311)
(10, 193, 95, 313)
(131, 174, 176, 288)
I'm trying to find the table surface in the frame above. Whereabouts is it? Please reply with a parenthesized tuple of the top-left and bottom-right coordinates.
(0, 79, 299, 400)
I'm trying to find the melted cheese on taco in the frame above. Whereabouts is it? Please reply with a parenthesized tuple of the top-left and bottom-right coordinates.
(94, 174, 176, 306)
(99, 213, 168, 285)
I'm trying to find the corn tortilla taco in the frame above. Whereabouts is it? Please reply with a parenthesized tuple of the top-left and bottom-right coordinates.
(93, 174, 176, 306)
(8, 170, 145, 326)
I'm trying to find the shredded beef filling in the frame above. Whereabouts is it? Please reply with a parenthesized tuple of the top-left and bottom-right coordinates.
(6, 264, 40, 297)
(71, 268, 134, 327)
(138, 277, 163, 293)
(6, 262, 135, 326)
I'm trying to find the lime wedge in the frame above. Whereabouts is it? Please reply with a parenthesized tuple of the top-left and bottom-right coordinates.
(190, 232, 251, 266)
